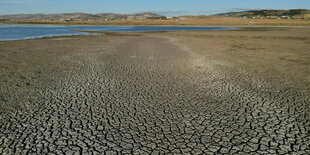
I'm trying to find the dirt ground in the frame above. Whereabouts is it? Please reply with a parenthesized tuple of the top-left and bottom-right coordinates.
(0, 27, 309, 154)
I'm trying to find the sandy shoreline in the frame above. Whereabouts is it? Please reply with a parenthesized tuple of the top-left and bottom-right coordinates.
(1, 25, 310, 42)
(0, 27, 309, 154)
(2, 17, 310, 26)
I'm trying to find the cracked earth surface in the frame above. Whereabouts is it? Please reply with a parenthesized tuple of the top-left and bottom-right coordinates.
(0, 29, 309, 154)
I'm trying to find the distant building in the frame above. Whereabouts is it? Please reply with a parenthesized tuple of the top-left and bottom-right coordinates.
(280, 16, 290, 19)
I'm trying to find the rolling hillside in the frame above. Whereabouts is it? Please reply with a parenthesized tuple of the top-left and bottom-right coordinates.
(213, 9, 310, 19)
(0, 12, 167, 21)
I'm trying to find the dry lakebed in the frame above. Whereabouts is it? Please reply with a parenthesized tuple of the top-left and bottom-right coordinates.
(0, 26, 309, 154)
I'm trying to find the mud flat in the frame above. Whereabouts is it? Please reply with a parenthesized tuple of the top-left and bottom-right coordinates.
(0, 27, 309, 154)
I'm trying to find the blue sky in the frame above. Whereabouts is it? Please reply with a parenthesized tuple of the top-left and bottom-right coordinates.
(0, 0, 310, 16)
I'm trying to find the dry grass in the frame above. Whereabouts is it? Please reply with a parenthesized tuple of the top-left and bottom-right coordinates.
(1, 17, 310, 26)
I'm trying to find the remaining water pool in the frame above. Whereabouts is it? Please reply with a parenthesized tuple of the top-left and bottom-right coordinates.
(0, 24, 234, 41)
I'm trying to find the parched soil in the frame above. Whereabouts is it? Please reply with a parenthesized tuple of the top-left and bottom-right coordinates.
(0, 27, 309, 154)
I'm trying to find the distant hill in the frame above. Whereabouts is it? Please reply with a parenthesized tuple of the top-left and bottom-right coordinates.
(213, 9, 310, 19)
(0, 12, 167, 21)
(1, 10, 310, 22)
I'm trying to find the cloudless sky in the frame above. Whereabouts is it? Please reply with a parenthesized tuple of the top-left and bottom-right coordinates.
(0, 0, 310, 16)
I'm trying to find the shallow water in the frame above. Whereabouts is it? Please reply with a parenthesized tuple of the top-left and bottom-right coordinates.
(0, 24, 233, 41)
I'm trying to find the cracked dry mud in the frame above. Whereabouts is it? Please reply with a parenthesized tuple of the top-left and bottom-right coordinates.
(0, 28, 309, 154)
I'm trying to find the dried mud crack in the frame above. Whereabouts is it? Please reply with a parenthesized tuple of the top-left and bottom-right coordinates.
(0, 29, 309, 154)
